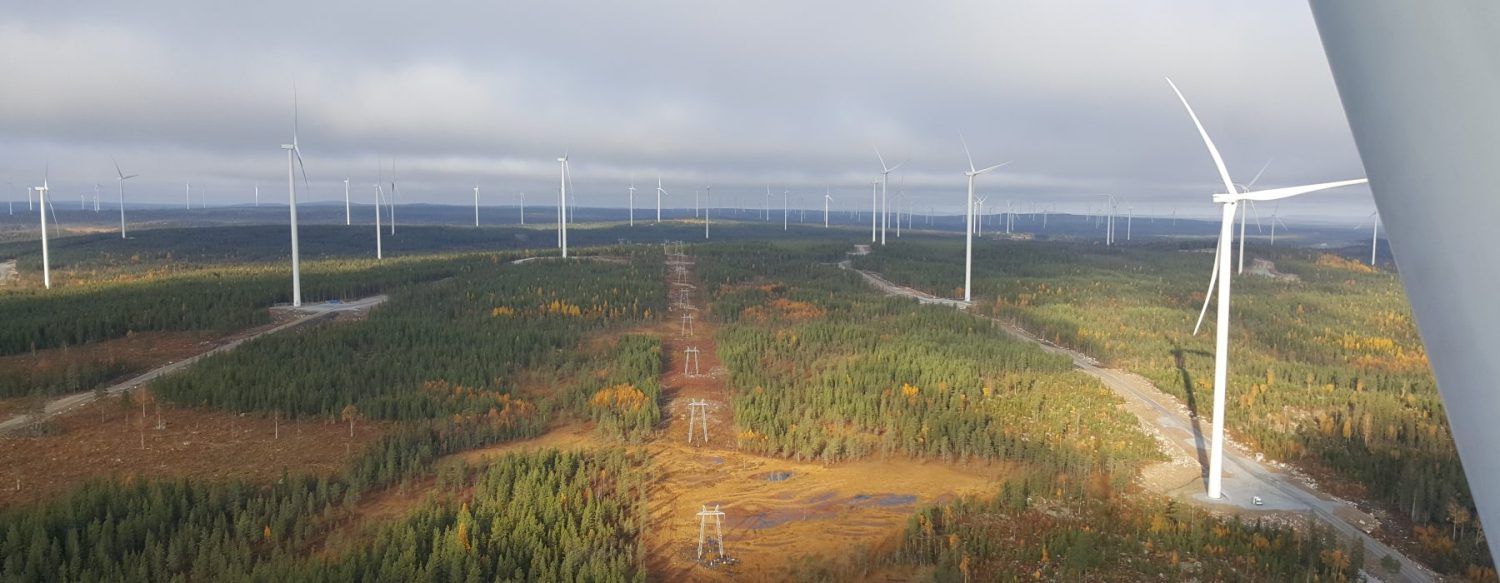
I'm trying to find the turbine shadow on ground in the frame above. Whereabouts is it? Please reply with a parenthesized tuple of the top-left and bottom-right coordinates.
(1170, 342, 1212, 480)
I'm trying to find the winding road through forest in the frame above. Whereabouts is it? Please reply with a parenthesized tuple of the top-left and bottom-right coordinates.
(839, 244, 1436, 583)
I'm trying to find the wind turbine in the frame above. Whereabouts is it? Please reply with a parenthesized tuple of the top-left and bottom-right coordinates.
(627, 177, 636, 226)
(874, 146, 905, 246)
(255, 183, 260, 207)
(474, 184, 481, 227)
(344, 176, 351, 225)
(765, 185, 771, 221)
(1358, 210, 1381, 265)
(961, 136, 1010, 303)
(35, 171, 51, 289)
(656, 176, 665, 224)
(824, 187, 832, 228)
(870, 180, 878, 242)
(1235, 161, 1272, 273)
(280, 87, 311, 308)
(112, 159, 138, 239)
(1268, 204, 1289, 246)
(185, 182, 191, 211)
(374, 184, 384, 259)
(783, 189, 789, 231)
(557, 152, 570, 258)
(1170, 77, 1367, 501)
(704, 185, 711, 239)
(519, 192, 526, 225)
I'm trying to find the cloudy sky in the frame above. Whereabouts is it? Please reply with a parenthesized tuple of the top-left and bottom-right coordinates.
(0, 1, 1376, 221)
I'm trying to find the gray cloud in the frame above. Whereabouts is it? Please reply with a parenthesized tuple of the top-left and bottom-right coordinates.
(0, 0, 1375, 221)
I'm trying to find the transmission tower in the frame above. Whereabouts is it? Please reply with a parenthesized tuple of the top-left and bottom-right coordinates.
(684, 346, 702, 376)
(696, 504, 726, 561)
(687, 399, 710, 445)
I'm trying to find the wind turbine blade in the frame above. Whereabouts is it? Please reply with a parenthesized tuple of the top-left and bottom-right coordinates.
(974, 160, 1012, 175)
(1166, 77, 1238, 198)
(123, 174, 140, 180)
(1247, 159, 1273, 190)
(873, 145, 888, 172)
(888, 158, 906, 172)
(295, 149, 310, 193)
(960, 134, 976, 173)
(1193, 234, 1222, 336)
(1237, 179, 1368, 202)
(113, 158, 125, 180)
(1248, 200, 1263, 233)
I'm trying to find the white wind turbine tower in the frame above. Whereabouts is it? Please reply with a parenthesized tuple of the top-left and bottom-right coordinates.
(518, 192, 526, 225)
(185, 182, 191, 211)
(255, 183, 260, 207)
(113, 160, 139, 239)
(873, 146, 905, 246)
(824, 187, 832, 228)
(557, 152, 571, 258)
(627, 177, 636, 226)
(765, 185, 772, 221)
(870, 180, 878, 242)
(703, 185, 711, 239)
(35, 172, 51, 289)
(1359, 210, 1381, 265)
(656, 176, 666, 224)
(93, 184, 100, 212)
(373, 179, 385, 260)
(344, 177, 351, 225)
(1268, 204, 1289, 246)
(280, 87, 312, 308)
(473, 184, 481, 227)
(1170, 77, 1367, 501)
(961, 136, 1010, 303)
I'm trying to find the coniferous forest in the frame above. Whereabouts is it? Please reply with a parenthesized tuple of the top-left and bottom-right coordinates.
(0, 233, 1437, 581)
(855, 238, 1491, 577)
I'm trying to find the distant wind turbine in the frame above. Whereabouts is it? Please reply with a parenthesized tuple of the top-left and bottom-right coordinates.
(341, 177, 350, 225)
(823, 187, 832, 228)
(874, 146, 905, 246)
(35, 171, 51, 289)
(280, 87, 311, 307)
(519, 192, 526, 225)
(870, 180, 878, 242)
(112, 160, 139, 239)
(704, 185, 711, 239)
(474, 184, 481, 227)
(961, 136, 1010, 303)
(627, 177, 636, 226)
(656, 176, 666, 224)
(558, 152, 571, 257)
(1170, 77, 1367, 501)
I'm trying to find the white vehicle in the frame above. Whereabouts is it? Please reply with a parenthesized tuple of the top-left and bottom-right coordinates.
(1252, 496, 1264, 506)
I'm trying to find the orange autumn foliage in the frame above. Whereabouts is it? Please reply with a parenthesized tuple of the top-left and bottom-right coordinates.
(590, 383, 648, 413)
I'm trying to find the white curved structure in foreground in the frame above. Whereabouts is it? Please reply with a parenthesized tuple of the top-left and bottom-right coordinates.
(1311, 0, 1500, 563)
